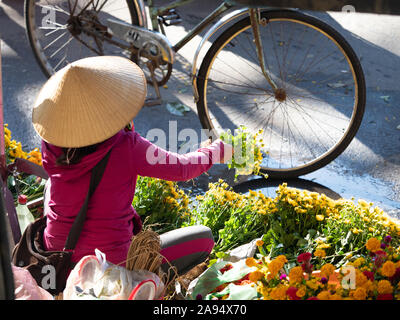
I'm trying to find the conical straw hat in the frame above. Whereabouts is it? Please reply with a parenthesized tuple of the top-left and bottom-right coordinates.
(32, 56, 147, 148)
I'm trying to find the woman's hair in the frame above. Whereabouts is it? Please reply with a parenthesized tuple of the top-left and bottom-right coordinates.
(56, 144, 99, 166)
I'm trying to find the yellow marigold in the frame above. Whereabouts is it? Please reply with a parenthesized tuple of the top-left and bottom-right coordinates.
(269, 285, 287, 300)
(358, 199, 369, 208)
(381, 261, 396, 278)
(361, 280, 374, 293)
(249, 270, 265, 283)
(314, 249, 326, 258)
(356, 271, 368, 287)
(377, 280, 393, 295)
(366, 238, 381, 252)
(316, 290, 330, 300)
(352, 287, 367, 300)
(275, 255, 288, 265)
(245, 257, 258, 268)
(296, 286, 307, 298)
(306, 279, 319, 291)
(288, 266, 304, 284)
(329, 293, 342, 300)
(4, 124, 11, 138)
(316, 243, 331, 250)
(255, 240, 264, 247)
(316, 214, 325, 222)
(320, 263, 335, 278)
(352, 257, 365, 268)
(268, 260, 283, 277)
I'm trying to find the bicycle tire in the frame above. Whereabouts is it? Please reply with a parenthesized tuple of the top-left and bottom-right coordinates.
(24, 0, 140, 78)
(196, 9, 366, 179)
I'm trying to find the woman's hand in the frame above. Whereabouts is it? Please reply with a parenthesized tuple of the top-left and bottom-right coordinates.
(200, 138, 233, 164)
(220, 141, 234, 164)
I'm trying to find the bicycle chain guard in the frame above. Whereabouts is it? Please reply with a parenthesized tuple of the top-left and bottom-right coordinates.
(107, 19, 174, 65)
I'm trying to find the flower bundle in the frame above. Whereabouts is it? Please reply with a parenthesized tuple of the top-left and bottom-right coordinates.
(4, 124, 42, 166)
(243, 237, 400, 300)
(4, 124, 45, 217)
(219, 126, 267, 180)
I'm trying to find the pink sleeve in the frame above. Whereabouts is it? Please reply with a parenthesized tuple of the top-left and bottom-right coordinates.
(131, 133, 225, 181)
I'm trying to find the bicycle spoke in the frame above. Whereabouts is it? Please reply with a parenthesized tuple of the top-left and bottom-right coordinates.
(287, 96, 336, 148)
(213, 55, 269, 92)
(49, 35, 73, 59)
(43, 31, 67, 51)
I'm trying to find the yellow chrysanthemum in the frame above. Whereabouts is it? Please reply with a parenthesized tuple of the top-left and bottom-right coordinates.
(316, 290, 330, 300)
(275, 255, 288, 265)
(381, 261, 396, 278)
(296, 286, 307, 298)
(366, 238, 381, 252)
(355, 271, 368, 287)
(377, 280, 393, 295)
(306, 279, 319, 291)
(245, 257, 258, 268)
(288, 266, 304, 284)
(352, 257, 365, 268)
(320, 264, 335, 278)
(314, 249, 326, 258)
(269, 285, 288, 300)
(268, 259, 284, 277)
(249, 270, 265, 283)
(255, 240, 264, 247)
(329, 293, 342, 300)
(352, 287, 367, 300)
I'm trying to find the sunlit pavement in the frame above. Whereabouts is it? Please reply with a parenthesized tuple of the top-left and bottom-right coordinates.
(1, 0, 399, 217)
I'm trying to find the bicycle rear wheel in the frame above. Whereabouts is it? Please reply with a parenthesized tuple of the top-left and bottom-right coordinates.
(196, 10, 366, 178)
(25, 0, 140, 77)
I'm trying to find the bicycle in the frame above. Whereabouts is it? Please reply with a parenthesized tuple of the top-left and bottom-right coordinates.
(24, 0, 366, 178)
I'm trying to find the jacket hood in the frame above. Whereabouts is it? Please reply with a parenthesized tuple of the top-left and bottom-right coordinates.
(42, 130, 123, 181)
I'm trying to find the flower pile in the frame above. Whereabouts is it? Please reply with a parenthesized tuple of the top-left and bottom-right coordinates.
(183, 180, 400, 265)
(242, 236, 400, 300)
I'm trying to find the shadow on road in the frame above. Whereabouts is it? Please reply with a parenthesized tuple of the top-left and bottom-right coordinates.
(233, 176, 342, 200)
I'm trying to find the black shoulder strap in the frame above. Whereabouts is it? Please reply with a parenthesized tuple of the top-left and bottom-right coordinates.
(63, 150, 112, 251)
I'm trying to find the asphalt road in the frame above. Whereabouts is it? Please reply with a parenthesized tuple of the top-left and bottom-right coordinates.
(1, 0, 400, 217)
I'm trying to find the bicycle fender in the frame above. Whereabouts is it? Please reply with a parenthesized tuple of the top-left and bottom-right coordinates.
(191, 7, 299, 102)
(131, 0, 149, 28)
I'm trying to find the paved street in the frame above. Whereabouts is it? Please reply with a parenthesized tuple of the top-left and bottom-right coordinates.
(1, 0, 400, 217)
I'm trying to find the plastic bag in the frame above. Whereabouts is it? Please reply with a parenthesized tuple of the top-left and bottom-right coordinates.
(63, 249, 164, 300)
(12, 265, 53, 300)
(186, 259, 258, 300)
(205, 282, 258, 300)
(185, 238, 262, 300)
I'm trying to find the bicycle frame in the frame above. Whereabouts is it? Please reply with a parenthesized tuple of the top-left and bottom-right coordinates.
(143, 0, 234, 52)
(132, 0, 277, 99)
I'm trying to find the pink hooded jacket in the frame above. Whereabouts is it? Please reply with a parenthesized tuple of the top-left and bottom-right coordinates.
(42, 129, 226, 266)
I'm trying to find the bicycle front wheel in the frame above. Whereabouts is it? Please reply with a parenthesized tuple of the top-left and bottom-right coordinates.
(196, 10, 366, 178)
(25, 0, 141, 77)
